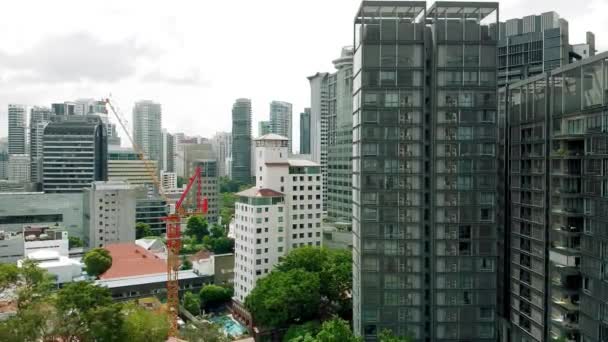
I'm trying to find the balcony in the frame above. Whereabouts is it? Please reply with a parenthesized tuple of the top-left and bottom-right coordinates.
(550, 248, 580, 268)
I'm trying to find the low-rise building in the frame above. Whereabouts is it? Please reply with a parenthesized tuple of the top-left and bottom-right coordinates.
(0, 226, 70, 263)
(189, 250, 235, 286)
(95, 243, 211, 301)
(18, 250, 82, 284)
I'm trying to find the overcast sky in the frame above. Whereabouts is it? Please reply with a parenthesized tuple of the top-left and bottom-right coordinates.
(0, 0, 606, 149)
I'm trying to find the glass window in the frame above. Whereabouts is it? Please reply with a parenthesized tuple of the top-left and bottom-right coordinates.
(583, 61, 603, 108)
(380, 71, 396, 86)
(364, 44, 380, 67)
(463, 71, 478, 85)
(438, 71, 462, 86)
(464, 45, 479, 67)
(381, 19, 396, 41)
(563, 68, 581, 113)
(438, 45, 462, 67)
(363, 70, 379, 87)
(381, 45, 397, 67)
(397, 45, 422, 67)
(385, 92, 399, 107)
(480, 46, 496, 67)
(397, 70, 421, 87)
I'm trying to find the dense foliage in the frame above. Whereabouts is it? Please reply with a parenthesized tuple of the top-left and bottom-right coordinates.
(182, 291, 201, 315)
(185, 215, 209, 242)
(245, 269, 321, 328)
(0, 262, 170, 342)
(284, 318, 410, 342)
(135, 222, 153, 239)
(68, 236, 84, 249)
(82, 247, 112, 277)
(199, 284, 233, 309)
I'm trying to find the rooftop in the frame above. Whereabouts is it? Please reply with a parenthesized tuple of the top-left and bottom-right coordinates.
(189, 249, 213, 262)
(287, 159, 320, 167)
(237, 187, 284, 198)
(99, 243, 166, 279)
(96, 270, 200, 288)
(254, 133, 288, 141)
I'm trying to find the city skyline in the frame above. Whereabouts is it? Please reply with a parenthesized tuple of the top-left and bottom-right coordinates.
(0, 0, 606, 147)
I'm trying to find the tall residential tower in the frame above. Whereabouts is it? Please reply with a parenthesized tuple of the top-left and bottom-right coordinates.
(133, 100, 162, 162)
(231, 98, 252, 184)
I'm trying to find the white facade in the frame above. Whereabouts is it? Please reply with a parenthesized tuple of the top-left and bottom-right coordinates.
(8, 154, 30, 182)
(83, 181, 136, 248)
(233, 134, 323, 303)
(160, 171, 177, 189)
(211, 132, 232, 178)
(19, 250, 82, 284)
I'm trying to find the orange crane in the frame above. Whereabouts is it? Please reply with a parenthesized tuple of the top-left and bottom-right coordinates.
(105, 97, 207, 336)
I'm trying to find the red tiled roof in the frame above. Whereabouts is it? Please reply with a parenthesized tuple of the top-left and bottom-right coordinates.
(189, 249, 213, 262)
(99, 243, 166, 279)
(236, 187, 284, 198)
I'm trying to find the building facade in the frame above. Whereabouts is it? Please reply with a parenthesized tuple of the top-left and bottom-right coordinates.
(258, 121, 271, 136)
(135, 196, 169, 234)
(133, 100, 162, 162)
(83, 181, 136, 248)
(300, 108, 311, 154)
(108, 146, 157, 187)
(8, 154, 30, 183)
(233, 134, 323, 303)
(29, 106, 54, 183)
(211, 132, 232, 178)
(502, 51, 608, 342)
(327, 47, 354, 222)
(8, 104, 27, 155)
(160, 129, 176, 173)
(42, 115, 108, 193)
(188, 159, 219, 224)
(231, 98, 253, 184)
(269, 101, 293, 152)
(352, 2, 498, 340)
(496, 12, 595, 87)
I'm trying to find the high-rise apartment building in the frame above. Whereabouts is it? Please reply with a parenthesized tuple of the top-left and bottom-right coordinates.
(160, 129, 176, 173)
(300, 108, 311, 154)
(160, 171, 177, 190)
(327, 47, 354, 222)
(181, 143, 220, 223)
(107, 146, 157, 187)
(83, 181, 136, 248)
(233, 134, 323, 304)
(133, 100, 162, 162)
(42, 115, 108, 193)
(496, 12, 596, 86)
(8, 104, 27, 155)
(211, 132, 232, 178)
(269, 101, 293, 152)
(231, 98, 252, 184)
(308, 73, 330, 210)
(352, 2, 498, 341)
(29, 106, 54, 183)
(258, 121, 271, 136)
(500, 51, 608, 342)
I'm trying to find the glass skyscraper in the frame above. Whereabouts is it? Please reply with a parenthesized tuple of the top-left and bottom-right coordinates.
(231, 98, 252, 184)
(352, 1, 498, 340)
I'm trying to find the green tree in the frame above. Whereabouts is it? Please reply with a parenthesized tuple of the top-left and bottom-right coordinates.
(68, 236, 84, 249)
(314, 318, 361, 342)
(135, 222, 153, 239)
(123, 303, 170, 342)
(177, 176, 186, 188)
(277, 247, 352, 311)
(210, 223, 225, 238)
(54, 281, 121, 341)
(378, 329, 412, 342)
(15, 259, 54, 310)
(182, 291, 201, 315)
(0, 263, 19, 292)
(283, 321, 320, 342)
(181, 255, 193, 270)
(245, 269, 320, 328)
(83, 248, 112, 277)
(199, 284, 233, 308)
(209, 236, 235, 254)
(186, 215, 209, 242)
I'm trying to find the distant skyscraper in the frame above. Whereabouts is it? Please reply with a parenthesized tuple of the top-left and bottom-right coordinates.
(269, 101, 293, 152)
(211, 132, 232, 178)
(299, 108, 311, 154)
(42, 115, 108, 193)
(160, 129, 176, 173)
(0, 152, 7, 180)
(308, 72, 330, 210)
(496, 11, 595, 86)
(107, 146, 157, 187)
(231, 98, 252, 184)
(327, 47, 353, 222)
(29, 106, 53, 183)
(51, 102, 76, 116)
(8, 104, 27, 155)
(258, 121, 271, 136)
(133, 100, 162, 162)
(352, 2, 498, 341)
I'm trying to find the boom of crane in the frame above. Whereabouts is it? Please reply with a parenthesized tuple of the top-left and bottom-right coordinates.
(165, 165, 208, 336)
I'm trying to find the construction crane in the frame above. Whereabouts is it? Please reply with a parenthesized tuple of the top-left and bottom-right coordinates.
(105, 97, 207, 336)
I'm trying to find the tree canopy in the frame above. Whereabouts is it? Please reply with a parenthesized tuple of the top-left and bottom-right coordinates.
(68, 236, 84, 249)
(199, 284, 233, 309)
(186, 215, 209, 242)
(83, 247, 112, 277)
(245, 269, 320, 328)
(135, 222, 153, 239)
(182, 291, 201, 315)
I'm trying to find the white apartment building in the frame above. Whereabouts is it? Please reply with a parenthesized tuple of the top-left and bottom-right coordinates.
(233, 134, 323, 303)
(83, 181, 136, 248)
